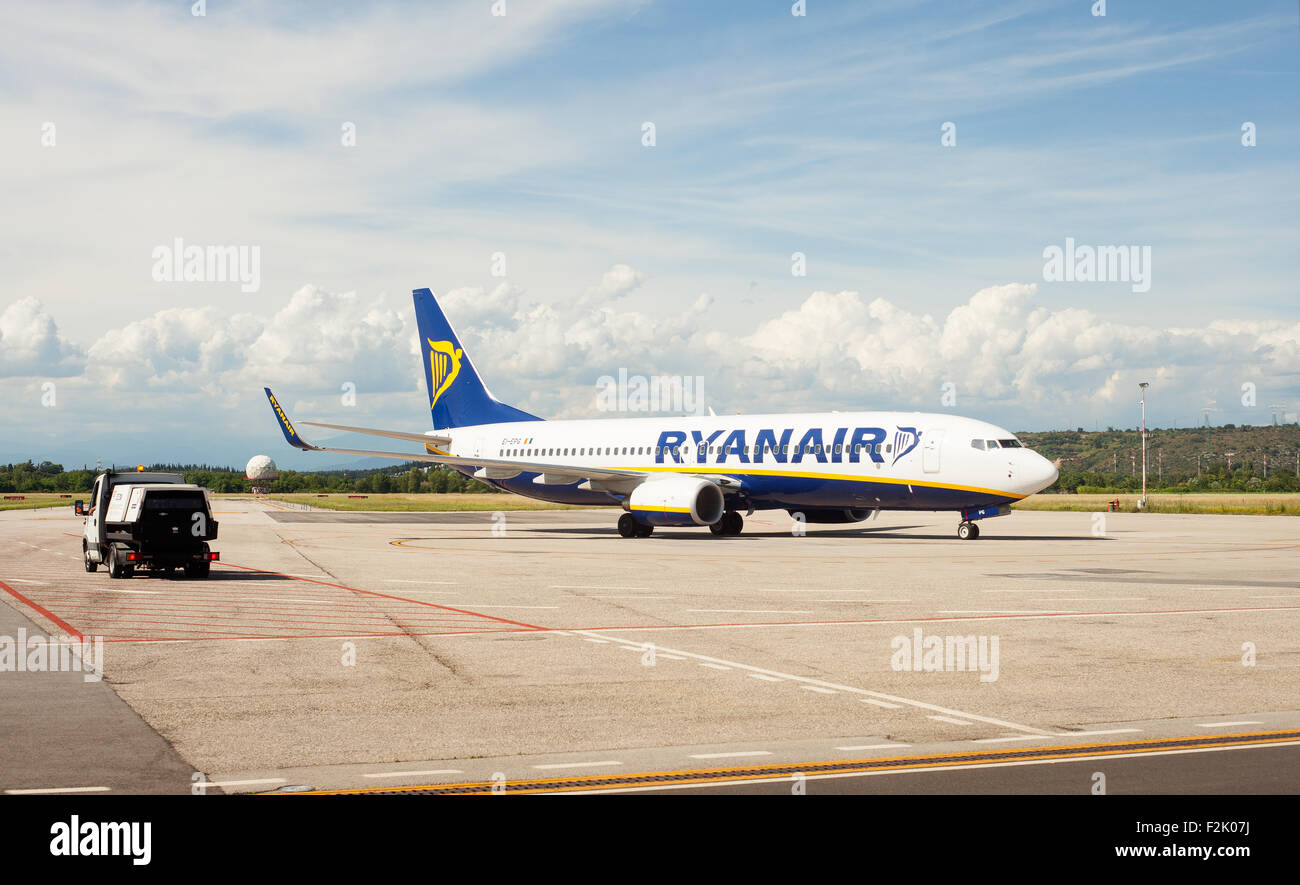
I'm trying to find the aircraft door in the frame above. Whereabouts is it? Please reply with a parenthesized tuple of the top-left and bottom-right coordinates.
(922, 430, 943, 473)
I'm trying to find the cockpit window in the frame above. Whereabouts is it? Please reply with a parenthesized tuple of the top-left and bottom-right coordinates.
(985, 439, 999, 449)
(970, 439, 985, 451)
(998, 439, 1022, 448)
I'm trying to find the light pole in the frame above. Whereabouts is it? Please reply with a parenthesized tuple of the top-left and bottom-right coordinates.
(1139, 382, 1149, 507)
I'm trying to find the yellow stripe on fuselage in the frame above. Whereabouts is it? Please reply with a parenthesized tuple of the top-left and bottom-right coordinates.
(611, 464, 1025, 501)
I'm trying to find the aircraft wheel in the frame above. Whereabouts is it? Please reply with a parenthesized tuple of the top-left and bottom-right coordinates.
(618, 513, 640, 538)
(723, 511, 744, 536)
(970, 522, 980, 539)
(709, 520, 727, 536)
(635, 523, 654, 538)
(957, 521, 975, 540)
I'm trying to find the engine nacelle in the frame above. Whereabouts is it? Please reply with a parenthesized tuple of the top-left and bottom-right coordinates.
(788, 508, 871, 524)
(628, 477, 725, 527)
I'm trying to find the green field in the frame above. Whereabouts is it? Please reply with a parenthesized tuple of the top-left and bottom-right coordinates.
(258, 493, 589, 512)
(0, 493, 80, 512)
(1013, 492, 1300, 515)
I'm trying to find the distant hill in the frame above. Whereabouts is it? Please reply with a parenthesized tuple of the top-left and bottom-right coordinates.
(1017, 424, 1300, 492)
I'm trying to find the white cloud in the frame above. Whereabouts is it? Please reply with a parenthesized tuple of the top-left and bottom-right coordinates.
(0, 297, 83, 377)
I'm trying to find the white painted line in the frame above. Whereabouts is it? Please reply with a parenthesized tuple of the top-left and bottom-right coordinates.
(386, 580, 458, 585)
(928, 715, 974, 725)
(552, 585, 648, 591)
(1057, 729, 1143, 736)
(533, 761, 622, 770)
(800, 686, 837, 695)
(699, 663, 732, 671)
(972, 735, 1056, 744)
(203, 778, 288, 788)
(565, 630, 1050, 736)
(859, 699, 901, 709)
(472, 605, 560, 610)
(939, 610, 1080, 615)
(687, 609, 815, 614)
(657, 653, 686, 660)
(1196, 721, 1264, 728)
(6, 579, 46, 584)
(835, 744, 911, 751)
(363, 769, 464, 779)
(91, 588, 161, 595)
(5, 786, 110, 794)
(688, 751, 773, 760)
(592, 595, 675, 599)
(582, 637, 609, 644)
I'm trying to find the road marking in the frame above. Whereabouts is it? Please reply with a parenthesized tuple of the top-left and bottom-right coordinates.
(1197, 721, 1264, 728)
(363, 769, 464, 779)
(552, 585, 648, 591)
(860, 699, 901, 709)
(800, 686, 837, 695)
(533, 761, 622, 770)
(1058, 729, 1143, 736)
(5, 786, 110, 794)
(90, 588, 161, 595)
(592, 595, 675, 599)
(204, 778, 288, 788)
(472, 605, 560, 610)
(582, 637, 609, 644)
(835, 744, 911, 751)
(699, 663, 732, 671)
(972, 735, 1056, 744)
(928, 715, 974, 725)
(6, 579, 46, 584)
(564, 629, 1049, 735)
(688, 751, 772, 759)
(688, 609, 815, 614)
(385, 580, 458, 585)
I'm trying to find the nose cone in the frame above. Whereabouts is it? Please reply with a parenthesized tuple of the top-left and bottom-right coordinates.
(1023, 453, 1059, 494)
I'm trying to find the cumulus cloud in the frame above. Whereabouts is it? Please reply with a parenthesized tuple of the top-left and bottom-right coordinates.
(0, 297, 83, 377)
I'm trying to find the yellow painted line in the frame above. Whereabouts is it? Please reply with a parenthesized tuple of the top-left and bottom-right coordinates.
(281, 729, 1299, 795)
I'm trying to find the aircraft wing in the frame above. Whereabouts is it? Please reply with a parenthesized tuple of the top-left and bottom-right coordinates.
(264, 387, 650, 489)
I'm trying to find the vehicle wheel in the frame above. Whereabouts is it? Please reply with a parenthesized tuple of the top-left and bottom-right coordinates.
(107, 547, 123, 579)
(957, 521, 973, 540)
(634, 523, 654, 538)
(83, 544, 97, 573)
(617, 513, 639, 538)
(722, 511, 744, 536)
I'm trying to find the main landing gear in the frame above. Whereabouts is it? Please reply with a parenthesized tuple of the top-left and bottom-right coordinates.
(617, 513, 654, 538)
(957, 520, 981, 540)
(709, 511, 744, 537)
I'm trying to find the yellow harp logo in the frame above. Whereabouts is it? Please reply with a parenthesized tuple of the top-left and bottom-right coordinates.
(427, 339, 463, 410)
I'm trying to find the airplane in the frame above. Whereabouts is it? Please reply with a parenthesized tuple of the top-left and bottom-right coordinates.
(264, 288, 1059, 540)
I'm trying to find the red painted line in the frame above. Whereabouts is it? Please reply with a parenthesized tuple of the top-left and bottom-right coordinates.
(0, 579, 83, 639)
(218, 562, 546, 630)
(100, 626, 537, 643)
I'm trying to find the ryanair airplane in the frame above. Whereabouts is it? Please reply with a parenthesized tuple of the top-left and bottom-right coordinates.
(264, 288, 1059, 539)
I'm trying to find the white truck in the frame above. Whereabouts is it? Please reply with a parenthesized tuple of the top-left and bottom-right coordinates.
(76, 470, 219, 579)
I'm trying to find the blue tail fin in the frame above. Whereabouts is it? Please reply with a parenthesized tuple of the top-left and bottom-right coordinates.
(412, 288, 541, 430)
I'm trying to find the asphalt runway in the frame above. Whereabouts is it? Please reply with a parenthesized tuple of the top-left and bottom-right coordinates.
(0, 500, 1296, 795)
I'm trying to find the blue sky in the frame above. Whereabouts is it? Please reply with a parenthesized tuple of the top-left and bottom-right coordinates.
(0, 0, 1297, 468)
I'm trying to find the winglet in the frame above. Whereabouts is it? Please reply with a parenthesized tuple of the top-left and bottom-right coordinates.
(264, 387, 318, 451)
